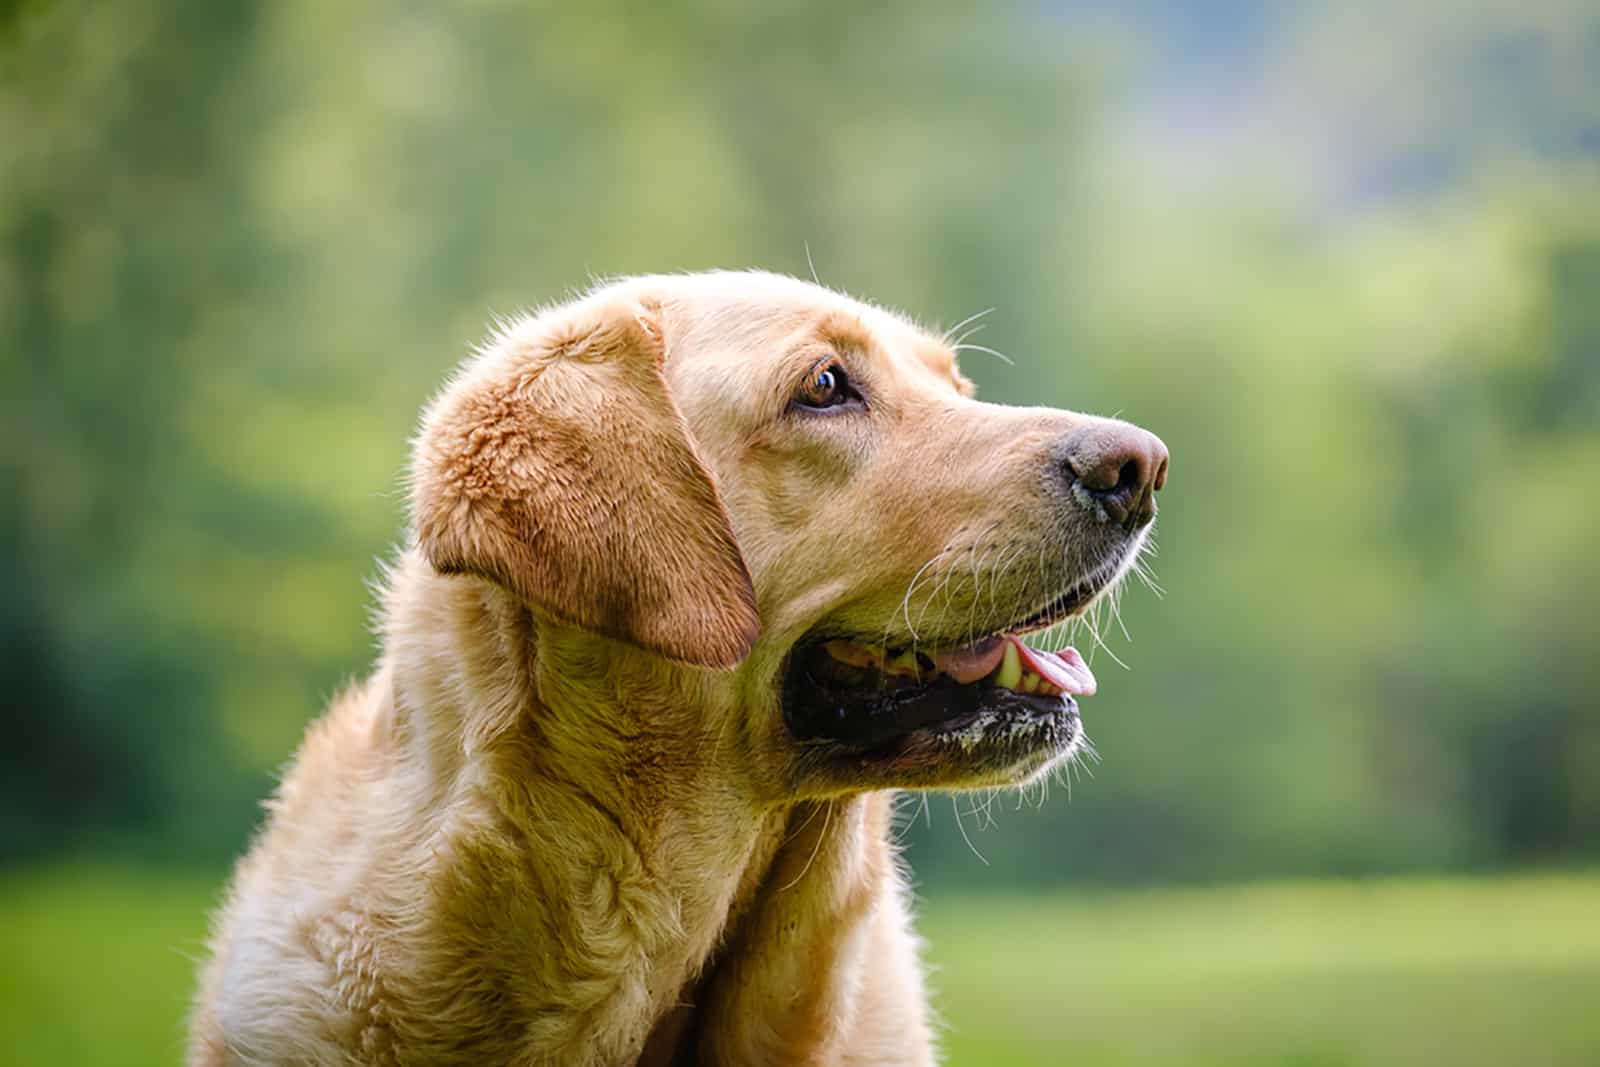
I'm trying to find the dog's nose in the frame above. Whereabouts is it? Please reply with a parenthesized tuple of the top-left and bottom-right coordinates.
(1060, 422, 1169, 530)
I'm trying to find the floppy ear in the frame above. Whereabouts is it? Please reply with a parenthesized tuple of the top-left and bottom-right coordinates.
(410, 296, 759, 668)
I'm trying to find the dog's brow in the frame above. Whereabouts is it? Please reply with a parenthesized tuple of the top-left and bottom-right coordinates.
(813, 309, 975, 399)
(916, 341, 976, 398)
(815, 310, 877, 354)
(754, 311, 880, 418)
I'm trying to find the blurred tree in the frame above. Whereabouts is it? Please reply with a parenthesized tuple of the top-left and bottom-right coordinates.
(1, 0, 1596, 883)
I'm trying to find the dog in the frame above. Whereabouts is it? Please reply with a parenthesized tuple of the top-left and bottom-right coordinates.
(189, 270, 1168, 1066)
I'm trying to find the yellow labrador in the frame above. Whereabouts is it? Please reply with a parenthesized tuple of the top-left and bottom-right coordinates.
(190, 271, 1167, 1066)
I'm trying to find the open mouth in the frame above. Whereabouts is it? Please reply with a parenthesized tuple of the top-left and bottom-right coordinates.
(782, 628, 1096, 751)
(779, 557, 1130, 783)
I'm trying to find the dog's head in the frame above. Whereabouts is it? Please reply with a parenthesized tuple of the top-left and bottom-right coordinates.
(411, 272, 1166, 796)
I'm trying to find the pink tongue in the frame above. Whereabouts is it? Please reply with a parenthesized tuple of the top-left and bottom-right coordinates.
(932, 635, 1097, 695)
(1011, 638, 1097, 696)
(934, 636, 1006, 683)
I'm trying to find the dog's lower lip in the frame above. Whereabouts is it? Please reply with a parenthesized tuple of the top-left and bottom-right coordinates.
(783, 663, 1077, 749)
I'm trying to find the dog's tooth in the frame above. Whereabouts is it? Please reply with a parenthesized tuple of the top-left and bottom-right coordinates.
(884, 649, 921, 677)
(994, 642, 1022, 690)
(823, 640, 879, 668)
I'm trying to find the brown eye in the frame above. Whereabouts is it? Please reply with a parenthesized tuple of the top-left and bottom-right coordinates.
(795, 362, 858, 411)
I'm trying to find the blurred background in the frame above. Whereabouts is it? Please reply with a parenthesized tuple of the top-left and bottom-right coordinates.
(4, 0, 1598, 1063)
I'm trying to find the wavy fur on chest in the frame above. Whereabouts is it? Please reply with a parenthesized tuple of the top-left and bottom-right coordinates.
(191, 558, 932, 1066)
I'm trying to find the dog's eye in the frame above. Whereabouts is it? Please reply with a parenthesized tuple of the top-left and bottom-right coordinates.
(794, 362, 860, 412)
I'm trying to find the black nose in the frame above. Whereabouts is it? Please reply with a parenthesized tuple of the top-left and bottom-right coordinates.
(1060, 421, 1169, 531)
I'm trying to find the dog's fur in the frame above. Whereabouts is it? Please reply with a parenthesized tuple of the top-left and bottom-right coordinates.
(190, 271, 1161, 1066)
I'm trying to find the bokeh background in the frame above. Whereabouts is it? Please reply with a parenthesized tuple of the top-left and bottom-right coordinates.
(4, 1, 1598, 1063)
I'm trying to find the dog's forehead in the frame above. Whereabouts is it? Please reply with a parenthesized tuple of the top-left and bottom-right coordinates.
(639, 271, 973, 397)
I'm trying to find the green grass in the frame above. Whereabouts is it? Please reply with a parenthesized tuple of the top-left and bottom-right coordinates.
(1, 868, 1595, 1066)
(921, 876, 1600, 1066)
(0, 865, 220, 1066)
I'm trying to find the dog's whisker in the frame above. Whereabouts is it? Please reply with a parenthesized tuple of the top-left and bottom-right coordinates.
(778, 799, 835, 892)
(940, 307, 994, 346)
(950, 342, 1015, 367)
(781, 792, 828, 845)
(1086, 597, 1132, 672)
(898, 547, 949, 644)
(950, 797, 990, 866)
(949, 322, 988, 351)
(1130, 537, 1166, 598)
(1113, 586, 1134, 645)
(969, 788, 999, 831)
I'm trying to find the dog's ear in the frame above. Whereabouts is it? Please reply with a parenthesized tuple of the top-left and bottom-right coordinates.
(410, 296, 759, 668)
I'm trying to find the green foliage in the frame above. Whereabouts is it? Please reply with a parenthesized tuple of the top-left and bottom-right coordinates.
(2, 0, 1598, 887)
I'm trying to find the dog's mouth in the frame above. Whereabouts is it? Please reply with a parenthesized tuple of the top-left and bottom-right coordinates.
(780, 567, 1118, 776)
(782, 630, 1094, 750)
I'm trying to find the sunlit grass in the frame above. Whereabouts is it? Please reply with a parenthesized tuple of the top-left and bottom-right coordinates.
(0, 865, 218, 1066)
(1, 867, 1595, 1065)
(922, 875, 1600, 1066)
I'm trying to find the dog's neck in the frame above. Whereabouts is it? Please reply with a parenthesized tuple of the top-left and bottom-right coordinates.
(382, 552, 893, 1064)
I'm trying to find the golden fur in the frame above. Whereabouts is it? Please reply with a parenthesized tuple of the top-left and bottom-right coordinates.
(190, 271, 1162, 1065)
